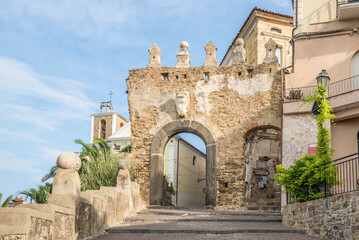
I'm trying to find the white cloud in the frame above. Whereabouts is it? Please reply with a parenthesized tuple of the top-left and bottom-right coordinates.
(0, 56, 97, 130)
(37, 146, 62, 163)
(0, 128, 47, 143)
(0, 150, 44, 175)
(0, 0, 138, 42)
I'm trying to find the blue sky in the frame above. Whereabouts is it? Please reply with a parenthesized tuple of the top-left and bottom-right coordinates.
(0, 0, 292, 199)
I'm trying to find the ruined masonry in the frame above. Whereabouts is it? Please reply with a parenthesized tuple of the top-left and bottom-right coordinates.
(126, 40, 282, 209)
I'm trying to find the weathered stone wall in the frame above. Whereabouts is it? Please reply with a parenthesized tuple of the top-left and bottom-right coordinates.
(283, 191, 359, 240)
(126, 62, 282, 208)
(282, 113, 317, 169)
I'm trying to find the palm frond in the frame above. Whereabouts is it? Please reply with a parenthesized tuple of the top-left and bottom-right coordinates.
(41, 165, 58, 182)
(1, 194, 13, 207)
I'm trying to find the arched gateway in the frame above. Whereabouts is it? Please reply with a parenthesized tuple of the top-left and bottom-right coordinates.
(150, 120, 217, 206)
(126, 42, 282, 209)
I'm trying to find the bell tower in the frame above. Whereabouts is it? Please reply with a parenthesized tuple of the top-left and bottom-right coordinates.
(90, 91, 128, 142)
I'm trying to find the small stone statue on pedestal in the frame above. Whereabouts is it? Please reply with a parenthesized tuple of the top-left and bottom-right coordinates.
(263, 38, 279, 64)
(176, 41, 191, 68)
(147, 43, 162, 68)
(203, 41, 218, 67)
(232, 38, 246, 65)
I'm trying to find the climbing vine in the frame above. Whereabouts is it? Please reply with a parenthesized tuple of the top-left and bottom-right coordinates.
(275, 85, 337, 202)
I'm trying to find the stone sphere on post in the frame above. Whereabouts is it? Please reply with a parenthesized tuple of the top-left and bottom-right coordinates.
(56, 152, 81, 171)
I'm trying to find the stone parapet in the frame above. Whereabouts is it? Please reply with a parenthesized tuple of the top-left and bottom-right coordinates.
(0, 152, 146, 240)
(282, 191, 359, 239)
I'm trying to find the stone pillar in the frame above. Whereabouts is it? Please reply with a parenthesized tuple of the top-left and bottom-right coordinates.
(116, 159, 131, 196)
(48, 152, 81, 209)
(176, 41, 191, 68)
(263, 38, 278, 64)
(147, 43, 162, 68)
(232, 38, 246, 65)
(203, 41, 218, 67)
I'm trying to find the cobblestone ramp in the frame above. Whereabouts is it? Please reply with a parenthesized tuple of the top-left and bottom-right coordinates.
(91, 208, 318, 240)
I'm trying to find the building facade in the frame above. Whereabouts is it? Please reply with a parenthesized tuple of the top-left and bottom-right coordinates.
(283, 0, 359, 169)
(221, 8, 293, 68)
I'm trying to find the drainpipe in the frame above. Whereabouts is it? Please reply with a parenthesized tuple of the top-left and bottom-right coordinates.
(176, 138, 180, 205)
(291, 0, 299, 72)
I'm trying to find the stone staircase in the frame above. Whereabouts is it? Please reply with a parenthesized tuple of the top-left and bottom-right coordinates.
(244, 198, 281, 212)
(91, 208, 318, 239)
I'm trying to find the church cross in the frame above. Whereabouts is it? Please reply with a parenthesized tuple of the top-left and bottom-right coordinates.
(108, 90, 115, 102)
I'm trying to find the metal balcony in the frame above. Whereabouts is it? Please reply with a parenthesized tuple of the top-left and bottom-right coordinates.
(338, 0, 359, 20)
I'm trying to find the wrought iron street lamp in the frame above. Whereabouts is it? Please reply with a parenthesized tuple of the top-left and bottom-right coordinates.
(312, 70, 330, 115)
(316, 69, 330, 91)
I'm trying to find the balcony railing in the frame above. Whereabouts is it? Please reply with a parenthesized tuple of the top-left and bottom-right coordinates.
(337, 0, 359, 20)
(338, 0, 359, 5)
(283, 75, 359, 102)
(287, 152, 359, 204)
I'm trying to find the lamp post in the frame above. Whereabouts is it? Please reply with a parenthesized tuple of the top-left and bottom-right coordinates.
(316, 69, 330, 92)
(312, 70, 330, 115)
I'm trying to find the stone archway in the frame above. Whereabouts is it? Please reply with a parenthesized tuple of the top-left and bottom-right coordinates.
(243, 125, 281, 200)
(150, 120, 217, 206)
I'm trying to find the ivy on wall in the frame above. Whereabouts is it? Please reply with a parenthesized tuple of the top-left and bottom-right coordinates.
(275, 86, 337, 202)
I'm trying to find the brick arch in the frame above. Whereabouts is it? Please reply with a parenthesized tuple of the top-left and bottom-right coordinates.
(150, 120, 217, 206)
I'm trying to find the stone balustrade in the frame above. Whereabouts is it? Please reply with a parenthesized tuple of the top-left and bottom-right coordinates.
(0, 152, 146, 240)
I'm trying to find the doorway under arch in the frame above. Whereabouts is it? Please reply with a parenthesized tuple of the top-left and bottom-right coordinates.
(150, 120, 217, 206)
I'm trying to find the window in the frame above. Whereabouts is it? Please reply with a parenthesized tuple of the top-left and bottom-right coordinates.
(357, 131, 359, 153)
(351, 51, 359, 90)
(193, 156, 197, 166)
(271, 28, 282, 34)
(120, 123, 124, 128)
(276, 46, 283, 67)
(100, 120, 106, 139)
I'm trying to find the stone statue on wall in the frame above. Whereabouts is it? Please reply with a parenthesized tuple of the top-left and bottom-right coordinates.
(232, 38, 246, 65)
(147, 43, 162, 68)
(263, 38, 278, 64)
(176, 41, 191, 68)
(175, 91, 189, 118)
(117, 159, 131, 190)
(203, 41, 218, 67)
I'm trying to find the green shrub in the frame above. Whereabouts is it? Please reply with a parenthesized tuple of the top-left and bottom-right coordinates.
(77, 139, 119, 191)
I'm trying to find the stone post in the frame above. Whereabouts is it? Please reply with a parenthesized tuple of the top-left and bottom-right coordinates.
(48, 152, 81, 209)
(203, 41, 218, 67)
(232, 38, 246, 65)
(147, 43, 162, 68)
(176, 41, 191, 68)
(116, 159, 131, 196)
(263, 38, 278, 64)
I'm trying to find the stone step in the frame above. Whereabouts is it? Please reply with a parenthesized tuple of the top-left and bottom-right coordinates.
(94, 232, 319, 239)
(125, 215, 282, 223)
(106, 221, 306, 234)
(137, 209, 282, 217)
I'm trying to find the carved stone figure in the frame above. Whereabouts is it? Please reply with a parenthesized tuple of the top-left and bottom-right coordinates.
(175, 91, 189, 118)
(117, 159, 130, 190)
(263, 38, 278, 64)
(203, 41, 218, 67)
(147, 43, 162, 68)
(176, 41, 191, 68)
(232, 38, 246, 65)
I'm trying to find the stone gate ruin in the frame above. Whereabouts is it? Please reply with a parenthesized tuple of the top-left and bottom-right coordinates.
(126, 40, 282, 209)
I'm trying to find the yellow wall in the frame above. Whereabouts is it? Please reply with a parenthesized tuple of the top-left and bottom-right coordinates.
(163, 137, 206, 207)
(177, 140, 206, 207)
(295, 0, 337, 34)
